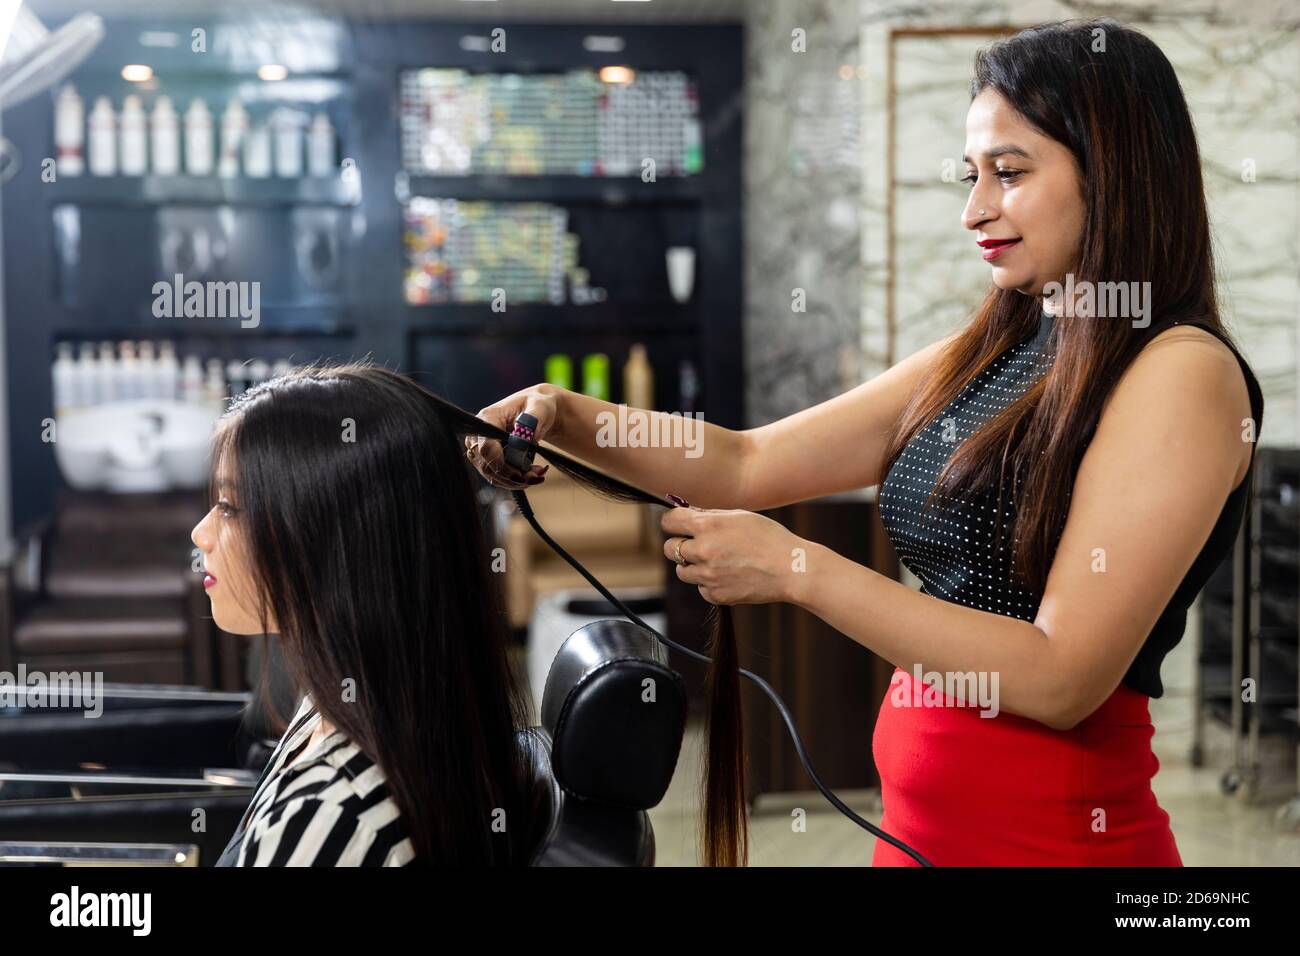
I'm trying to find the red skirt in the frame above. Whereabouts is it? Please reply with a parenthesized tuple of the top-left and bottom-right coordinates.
(871, 666, 1183, 866)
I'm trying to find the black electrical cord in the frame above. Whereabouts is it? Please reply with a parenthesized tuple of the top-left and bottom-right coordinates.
(511, 487, 935, 867)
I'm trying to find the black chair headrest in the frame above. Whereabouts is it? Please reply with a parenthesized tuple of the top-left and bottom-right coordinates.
(540, 618, 687, 810)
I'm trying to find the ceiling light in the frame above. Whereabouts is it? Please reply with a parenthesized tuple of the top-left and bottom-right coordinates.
(599, 65, 635, 85)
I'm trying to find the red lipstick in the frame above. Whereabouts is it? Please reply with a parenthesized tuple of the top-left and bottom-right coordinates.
(978, 237, 1021, 261)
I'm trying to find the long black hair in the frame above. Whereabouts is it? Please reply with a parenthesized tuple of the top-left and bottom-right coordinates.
(883, 17, 1258, 595)
(211, 361, 748, 866)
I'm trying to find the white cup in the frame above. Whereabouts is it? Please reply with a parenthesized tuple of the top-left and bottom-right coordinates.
(666, 246, 695, 304)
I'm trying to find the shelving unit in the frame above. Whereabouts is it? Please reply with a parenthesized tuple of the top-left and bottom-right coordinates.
(1195, 446, 1300, 826)
(0, 16, 743, 533)
(404, 302, 696, 335)
(47, 175, 361, 207)
(401, 173, 703, 205)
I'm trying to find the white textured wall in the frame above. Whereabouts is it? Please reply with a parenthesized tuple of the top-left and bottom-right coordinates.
(746, 0, 1300, 448)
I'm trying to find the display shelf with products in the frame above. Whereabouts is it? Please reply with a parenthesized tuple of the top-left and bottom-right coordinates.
(1, 15, 743, 535)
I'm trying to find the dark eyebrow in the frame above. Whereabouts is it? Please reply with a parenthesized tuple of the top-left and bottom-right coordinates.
(961, 144, 1033, 164)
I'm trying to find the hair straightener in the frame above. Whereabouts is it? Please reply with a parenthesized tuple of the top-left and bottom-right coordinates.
(502, 412, 935, 867)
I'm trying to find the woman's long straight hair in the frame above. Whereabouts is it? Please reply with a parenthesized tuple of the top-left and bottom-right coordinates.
(212, 361, 747, 866)
(422, 371, 749, 867)
(880, 18, 1256, 595)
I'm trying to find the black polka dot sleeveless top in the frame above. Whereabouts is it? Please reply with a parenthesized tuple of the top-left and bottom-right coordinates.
(878, 309, 1264, 698)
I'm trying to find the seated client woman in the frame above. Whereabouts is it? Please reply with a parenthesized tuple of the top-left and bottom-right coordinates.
(191, 362, 550, 866)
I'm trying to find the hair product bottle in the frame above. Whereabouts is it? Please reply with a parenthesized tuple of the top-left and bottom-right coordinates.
(184, 99, 214, 176)
(119, 94, 148, 175)
(117, 341, 140, 400)
(76, 342, 97, 405)
(87, 96, 116, 176)
(273, 108, 303, 178)
(96, 341, 116, 402)
(54, 84, 84, 176)
(180, 354, 203, 403)
(243, 122, 272, 178)
(150, 96, 180, 175)
(582, 352, 610, 401)
(307, 111, 335, 176)
(52, 343, 76, 415)
(218, 98, 248, 178)
(623, 342, 654, 410)
(156, 340, 179, 399)
(203, 358, 227, 409)
(544, 353, 573, 391)
(136, 340, 157, 397)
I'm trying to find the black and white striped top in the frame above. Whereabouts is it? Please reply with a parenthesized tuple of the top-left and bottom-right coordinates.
(216, 696, 416, 866)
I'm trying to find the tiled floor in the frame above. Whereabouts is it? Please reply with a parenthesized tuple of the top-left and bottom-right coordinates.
(648, 619, 1300, 866)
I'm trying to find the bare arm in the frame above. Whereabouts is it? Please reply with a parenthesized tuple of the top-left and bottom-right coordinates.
(737, 332, 960, 511)
(787, 328, 1252, 729)
(548, 386, 749, 509)
(545, 331, 956, 511)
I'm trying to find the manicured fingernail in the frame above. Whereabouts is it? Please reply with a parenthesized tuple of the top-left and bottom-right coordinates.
(666, 493, 689, 508)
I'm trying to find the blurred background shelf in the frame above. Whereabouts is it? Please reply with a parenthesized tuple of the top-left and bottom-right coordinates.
(46, 174, 361, 207)
(404, 173, 703, 205)
(0, 11, 742, 718)
(47, 307, 356, 339)
(405, 302, 696, 334)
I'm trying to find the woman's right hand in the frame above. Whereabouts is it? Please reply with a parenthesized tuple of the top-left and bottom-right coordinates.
(464, 384, 562, 489)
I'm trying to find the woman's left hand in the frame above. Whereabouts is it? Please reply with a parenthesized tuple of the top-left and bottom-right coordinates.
(660, 505, 808, 606)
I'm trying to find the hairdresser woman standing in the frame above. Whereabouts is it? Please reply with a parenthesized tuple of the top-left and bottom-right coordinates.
(467, 19, 1263, 866)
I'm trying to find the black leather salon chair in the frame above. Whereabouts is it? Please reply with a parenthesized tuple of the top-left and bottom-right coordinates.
(0, 619, 687, 866)
(524, 618, 688, 865)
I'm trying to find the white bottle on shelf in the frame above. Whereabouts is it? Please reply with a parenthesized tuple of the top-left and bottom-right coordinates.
(119, 94, 148, 175)
(218, 98, 248, 178)
(52, 343, 76, 415)
(307, 111, 335, 177)
(243, 122, 271, 178)
(180, 354, 203, 403)
(225, 359, 243, 397)
(54, 84, 85, 177)
(184, 99, 214, 176)
(156, 340, 179, 399)
(203, 358, 227, 408)
(272, 108, 303, 178)
(87, 96, 117, 176)
(96, 341, 116, 402)
(136, 340, 157, 397)
(117, 341, 139, 400)
(76, 342, 97, 405)
(150, 96, 180, 176)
